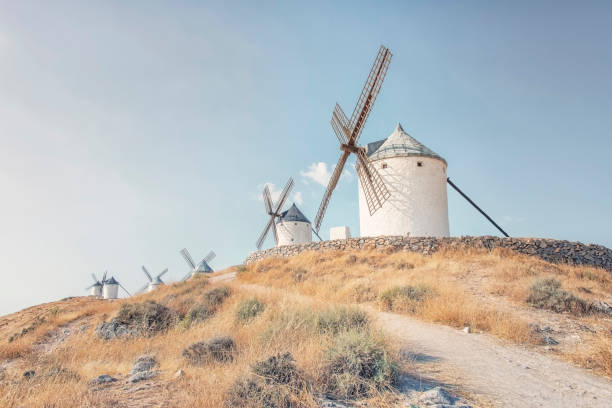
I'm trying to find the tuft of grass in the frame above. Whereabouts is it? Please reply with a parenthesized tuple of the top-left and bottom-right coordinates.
(182, 336, 236, 365)
(314, 307, 369, 335)
(322, 330, 397, 400)
(204, 286, 232, 306)
(527, 278, 589, 315)
(379, 285, 434, 313)
(180, 286, 233, 328)
(235, 298, 265, 324)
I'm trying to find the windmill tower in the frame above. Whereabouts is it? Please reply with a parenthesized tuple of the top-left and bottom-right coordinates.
(101, 275, 131, 299)
(359, 123, 449, 237)
(276, 204, 312, 246)
(256, 178, 312, 249)
(180, 248, 215, 281)
(136, 266, 168, 294)
(86, 272, 105, 297)
(314, 46, 392, 233)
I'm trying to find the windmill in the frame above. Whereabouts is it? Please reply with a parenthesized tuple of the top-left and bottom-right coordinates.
(86, 271, 107, 297)
(255, 177, 294, 250)
(136, 266, 168, 294)
(180, 248, 216, 281)
(101, 274, 131, 299)
(314, 45, 393, 232)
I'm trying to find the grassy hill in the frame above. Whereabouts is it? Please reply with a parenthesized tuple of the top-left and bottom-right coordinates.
(0, 246, 610, 407)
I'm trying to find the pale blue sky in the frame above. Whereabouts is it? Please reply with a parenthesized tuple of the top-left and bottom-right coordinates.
(1, 1, 611, 315)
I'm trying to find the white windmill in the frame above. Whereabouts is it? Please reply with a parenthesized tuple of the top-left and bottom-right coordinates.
(86, 271, 106, 297)
(179, 248, 216, 281)
(136, 266, 168, 294)
(101, 274, 131, 299)
(316, 45, 510, 239)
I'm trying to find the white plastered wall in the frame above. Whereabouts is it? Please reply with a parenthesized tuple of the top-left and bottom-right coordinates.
(277, 221, 312, 246)
(358, 156, 449, 237)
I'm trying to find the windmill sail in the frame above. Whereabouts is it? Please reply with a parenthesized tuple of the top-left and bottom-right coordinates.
(314, 45, 392, 232)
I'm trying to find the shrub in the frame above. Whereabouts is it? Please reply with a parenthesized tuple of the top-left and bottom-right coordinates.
(379, 285, 433, 313)
(204, 286, 232, 307)
(314, 307, 369, 335)
(225, 353, 307, 408)
(96, 301, 177, 339)
(225, 378, 297, 408)
(252, 353, 303, 386)
(322, 330, 397, 399)
(527, 278, 589, 314)
(236, 298, 265, 324)
(183, 336, 236, 365)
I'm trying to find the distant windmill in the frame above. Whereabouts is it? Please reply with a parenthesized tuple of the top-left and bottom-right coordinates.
(86, 271, 107, 297)
(102, 274, 131, 299)
(180, 248, 216, 281)
(314, 45, 393, 232)
(136, 266, 168, 294)
(255, 178, 294, 250)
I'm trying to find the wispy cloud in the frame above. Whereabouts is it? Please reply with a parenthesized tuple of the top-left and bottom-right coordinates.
(300, 162, 331, 186)
(300, 162, 353, 187)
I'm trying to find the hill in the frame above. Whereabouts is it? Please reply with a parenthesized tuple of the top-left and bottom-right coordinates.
(0, 246, 611, 407)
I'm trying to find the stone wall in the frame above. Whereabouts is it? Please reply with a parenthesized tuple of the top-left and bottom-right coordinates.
(245, 236, 612, 272)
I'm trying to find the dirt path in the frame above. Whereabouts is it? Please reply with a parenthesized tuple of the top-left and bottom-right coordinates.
(216, 272, 612, 407)
(375, 310, 612, 408)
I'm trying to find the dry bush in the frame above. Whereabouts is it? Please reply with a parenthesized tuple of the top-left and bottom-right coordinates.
(96, 301, 178, 339)
(183, 336, 236, 365)
(379, 285, 434, 313)
(321, 330, 397, 399)
(527, 278, 590, 315)
(235, 298, 265, 324)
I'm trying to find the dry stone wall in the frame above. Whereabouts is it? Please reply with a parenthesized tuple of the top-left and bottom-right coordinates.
(245, 236, 612, 272)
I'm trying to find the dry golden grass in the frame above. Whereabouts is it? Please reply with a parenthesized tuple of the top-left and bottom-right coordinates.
(239, 247, 612, 375)
(0, 273, 405, 407)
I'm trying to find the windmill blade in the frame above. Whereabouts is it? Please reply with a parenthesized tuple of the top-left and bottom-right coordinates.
(141, 266, 153, 282)
(331, 103, 349, 144)
(355, 148, 390, 215)
(273, 177, 294, 214)
(256, 216, 275, 250)
(85, 284, 95, 290)
(272, 219, 279, 246)
(203, 251, 216, 264)
(348, 46, 392, 144)
(118, 282, 131, 297)
(181, 270, 193, 281)
(91, 273, 99, 284)
(180, 248, 196, 270)
(263, 185, 273, 215)
(314, 151, 350, 232)
(136, 283, 149, 295)
(102, 271, 108, 283)
(157, 268, 169, 279)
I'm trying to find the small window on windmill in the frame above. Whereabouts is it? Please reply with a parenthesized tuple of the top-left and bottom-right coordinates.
(294, 222, 297, 226)
(381, 163, 387, 169)
(417, 161, 423, 167)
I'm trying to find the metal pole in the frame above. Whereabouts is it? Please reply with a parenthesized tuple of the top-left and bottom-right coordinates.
(312, 228, 323, 242)
(447, 178, 510, 238)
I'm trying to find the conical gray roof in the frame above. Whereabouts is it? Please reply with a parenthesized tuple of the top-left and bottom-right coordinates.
(195, 260, 213, 273)
(278, 203, 310, 224)
(105, 277, 118, 285)
(365, 123, 446, 164)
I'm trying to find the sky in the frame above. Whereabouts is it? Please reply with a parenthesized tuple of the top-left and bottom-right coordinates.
(1, 1, 611, 315)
